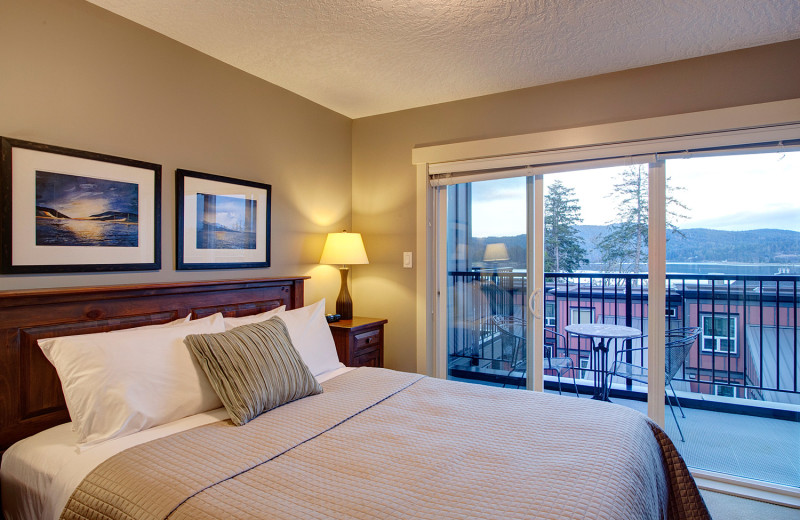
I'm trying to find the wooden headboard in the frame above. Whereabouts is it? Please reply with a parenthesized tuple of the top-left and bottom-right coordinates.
(0, 277, 307, 454)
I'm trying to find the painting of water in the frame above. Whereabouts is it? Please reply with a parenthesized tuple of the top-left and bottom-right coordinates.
(196, 193, 257, 249)
(35, 170, 139, 247)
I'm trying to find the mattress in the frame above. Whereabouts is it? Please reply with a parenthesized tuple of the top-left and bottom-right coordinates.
(0, 366, 352, 520)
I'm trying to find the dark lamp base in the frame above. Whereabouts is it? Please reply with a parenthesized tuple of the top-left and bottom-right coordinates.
(336, 267, 353, 320)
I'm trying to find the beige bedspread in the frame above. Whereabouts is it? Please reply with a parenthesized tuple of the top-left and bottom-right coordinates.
(61, 368, 710, 520)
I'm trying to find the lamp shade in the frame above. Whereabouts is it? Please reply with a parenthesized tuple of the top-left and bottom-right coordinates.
(483, 242, 509, 262)
(320, 232, 369, 265)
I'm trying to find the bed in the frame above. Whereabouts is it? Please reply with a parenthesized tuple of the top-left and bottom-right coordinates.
(0, 277, 710, 520)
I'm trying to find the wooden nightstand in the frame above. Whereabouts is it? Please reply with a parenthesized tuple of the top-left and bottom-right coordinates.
(328, 317, 387, 367)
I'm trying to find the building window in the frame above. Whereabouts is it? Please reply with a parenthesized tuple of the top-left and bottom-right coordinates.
(570, 307, 595, 325)
(545, 301, 556, 327)
(579, 357, 590, 380)
(714, 384, 737, 398)
(701, 314, 738, 355)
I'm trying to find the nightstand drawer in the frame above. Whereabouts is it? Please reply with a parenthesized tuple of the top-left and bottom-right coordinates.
(354, 329, 380, 352)
(328, 317, 387, 368)
(353, 349, 381, 367)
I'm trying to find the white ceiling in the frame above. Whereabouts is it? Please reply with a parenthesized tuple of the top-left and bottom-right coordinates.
(85, 0, 800, 119)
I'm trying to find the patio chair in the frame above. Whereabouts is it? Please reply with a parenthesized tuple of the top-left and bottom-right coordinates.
(492, 315, 580, 397)
(465, 281, 516, 366)
(606, 326, 702, 441)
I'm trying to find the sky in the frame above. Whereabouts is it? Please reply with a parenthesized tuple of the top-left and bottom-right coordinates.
(35, 171, 138, 218)
(470, 150, 800, 237)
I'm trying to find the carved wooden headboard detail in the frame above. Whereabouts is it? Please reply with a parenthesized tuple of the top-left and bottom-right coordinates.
(0, 277, 307, 454)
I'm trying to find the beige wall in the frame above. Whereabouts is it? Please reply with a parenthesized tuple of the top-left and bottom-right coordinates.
(351, 40, 800, 373)
(0, 0, 352, 306)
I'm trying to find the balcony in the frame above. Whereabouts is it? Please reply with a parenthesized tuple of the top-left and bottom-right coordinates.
(447, 271, 800, 489)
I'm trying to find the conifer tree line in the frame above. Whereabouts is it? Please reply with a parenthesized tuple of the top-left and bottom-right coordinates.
(545, 165, 688, 273)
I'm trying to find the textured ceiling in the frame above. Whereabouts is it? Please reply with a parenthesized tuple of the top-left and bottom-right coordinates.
(84, 0, 800, 118)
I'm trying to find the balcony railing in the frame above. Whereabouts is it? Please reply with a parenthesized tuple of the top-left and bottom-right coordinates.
(447, 271, 800, 414)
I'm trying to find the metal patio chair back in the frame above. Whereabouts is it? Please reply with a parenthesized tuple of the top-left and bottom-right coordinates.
(608, 326, 701, 441)
(492, 315, 580, 397)
(665, 327, 702, 386)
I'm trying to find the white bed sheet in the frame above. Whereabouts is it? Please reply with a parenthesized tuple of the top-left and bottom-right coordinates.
(0, 365, 351, 520)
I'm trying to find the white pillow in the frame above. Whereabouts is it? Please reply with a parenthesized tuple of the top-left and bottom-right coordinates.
(38, 313, 225, 449)
(140, 314, 191, 328)
(223, 305, 286, 331)
(276, 299, 343, 376)
(48, 313, 192, 435)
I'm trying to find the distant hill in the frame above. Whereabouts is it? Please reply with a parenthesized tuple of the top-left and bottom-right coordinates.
(36, 207, 138, 223)
(200, 221, 237, 232)
(664, 228, 800, 264)
(88, 211, 138, 223)
(575, 225, 607, 263)
(36, 205, 70, 219)
(469, 226, 800, 268)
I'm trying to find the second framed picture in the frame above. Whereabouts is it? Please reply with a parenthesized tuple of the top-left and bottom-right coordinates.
(176, 169, 271, 270)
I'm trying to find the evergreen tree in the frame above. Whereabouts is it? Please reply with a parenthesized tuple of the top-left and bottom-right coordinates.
(545, 180, 588, 272)
(598, 165, 688, 273)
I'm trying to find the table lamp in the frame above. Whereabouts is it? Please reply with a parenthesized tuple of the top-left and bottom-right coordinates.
(483, 243, 509, 263)
(319, 231, 369, 319)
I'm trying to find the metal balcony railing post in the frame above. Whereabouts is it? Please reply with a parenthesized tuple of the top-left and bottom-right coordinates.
(625, 276, 633, 391)
(794, 279, 798, 394)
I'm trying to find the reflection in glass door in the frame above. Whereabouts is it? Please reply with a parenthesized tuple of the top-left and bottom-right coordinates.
(445, 178, 532, 388)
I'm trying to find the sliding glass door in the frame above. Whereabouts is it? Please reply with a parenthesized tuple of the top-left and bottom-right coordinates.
(444, 176, 538, 390)
(656, 150, 800, 488)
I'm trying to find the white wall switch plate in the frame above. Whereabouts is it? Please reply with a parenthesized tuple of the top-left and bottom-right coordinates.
(403, 251, 413, 268)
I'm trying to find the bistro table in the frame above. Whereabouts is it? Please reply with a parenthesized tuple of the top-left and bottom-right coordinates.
(564, 323, 642, 401)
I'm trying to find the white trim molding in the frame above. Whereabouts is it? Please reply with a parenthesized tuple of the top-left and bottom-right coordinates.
(693, 469, 800, 509)
(415, 163, 435, 376)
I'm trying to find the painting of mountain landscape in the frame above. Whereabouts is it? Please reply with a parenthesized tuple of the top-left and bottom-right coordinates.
(35, 170, 139, 247)
(196, 193, 257, 249)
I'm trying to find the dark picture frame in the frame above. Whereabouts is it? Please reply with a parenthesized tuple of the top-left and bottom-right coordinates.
(176, 169, 271, 270)
(0, 137, 161, 274)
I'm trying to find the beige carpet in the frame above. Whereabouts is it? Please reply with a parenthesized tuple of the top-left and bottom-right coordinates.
(700, 490, 799, 520)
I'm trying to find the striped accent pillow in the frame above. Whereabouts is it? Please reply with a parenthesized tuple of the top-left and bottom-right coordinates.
(184, 317, 322, 426)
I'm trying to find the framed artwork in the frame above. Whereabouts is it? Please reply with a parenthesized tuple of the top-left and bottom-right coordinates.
(176, 169, 271, 270)
(0, 137, 161, 274)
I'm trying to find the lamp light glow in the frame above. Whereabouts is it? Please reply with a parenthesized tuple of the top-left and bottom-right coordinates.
(320, 232, 369, 266)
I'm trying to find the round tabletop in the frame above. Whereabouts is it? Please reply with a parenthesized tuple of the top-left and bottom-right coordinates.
(564, 323, 642, 339)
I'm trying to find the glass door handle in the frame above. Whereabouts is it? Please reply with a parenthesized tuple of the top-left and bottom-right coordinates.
(528, 288, 543, 319)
